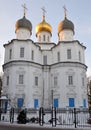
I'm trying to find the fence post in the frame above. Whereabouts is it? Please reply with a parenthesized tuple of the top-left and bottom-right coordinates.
(39, 107, 45, 126)
(74, 108, 77, 128)
(0, 108, 2, 121)
(89, 107, 91, 118)
(51, 107, 56, 127)
(10, 107, 14, 123)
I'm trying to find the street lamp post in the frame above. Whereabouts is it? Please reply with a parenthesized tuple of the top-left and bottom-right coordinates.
(0, 100, 1, 121)
(51, 90, 53, 108)
(51, 89, 57, 127)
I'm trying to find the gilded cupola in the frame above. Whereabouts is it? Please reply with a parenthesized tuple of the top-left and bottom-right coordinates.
(36, 8, 52, 37)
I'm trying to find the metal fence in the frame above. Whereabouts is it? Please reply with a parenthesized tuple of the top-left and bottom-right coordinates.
(0, 107, 91, 128)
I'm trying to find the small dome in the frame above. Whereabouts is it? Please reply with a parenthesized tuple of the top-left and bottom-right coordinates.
(36, 15, 52, 36)
(15, 16, 32, 32)
(58, 17, 74, 34)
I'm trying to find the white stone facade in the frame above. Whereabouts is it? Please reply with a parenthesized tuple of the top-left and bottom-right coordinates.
(2, 39, 87, 108)
(2, 14, 88, 109)
(58, 30, 74, 41)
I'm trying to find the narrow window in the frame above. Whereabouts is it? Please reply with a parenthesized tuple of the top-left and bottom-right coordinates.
(6, 76, 9, 85)
(31, 50, 34, 60)
(9, 49, 12, 59)
(39, 35, 41, 42)
(47, 36, 49, 42)
(35, 76, 38, 86)
(57, 52, 60, 62)
(43, 55, 47, 65)
(68, 76, 73, 85)
(82, 77, 84, 86)
(43, 35, 45, 41)
(20, 47, 24, 58)
(19, 74, 24, 84)
(67, 49, 71, 59)
(79, 51, 81, 61)
(54, 76, 57, 86)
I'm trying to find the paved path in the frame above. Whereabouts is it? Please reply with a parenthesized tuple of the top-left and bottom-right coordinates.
(0, 123, 91, 130)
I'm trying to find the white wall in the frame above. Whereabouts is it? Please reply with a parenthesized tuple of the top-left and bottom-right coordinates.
(16, 28, 31, 40)
(3, 39, 87, 108)
(58, 30, 74, 41)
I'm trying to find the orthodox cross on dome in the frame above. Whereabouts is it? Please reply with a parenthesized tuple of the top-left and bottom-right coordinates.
(63, 5, 67, 18)
(41, 7, 46, 21)
(22, 3, 28, 16)
(41, 7, 46, 16)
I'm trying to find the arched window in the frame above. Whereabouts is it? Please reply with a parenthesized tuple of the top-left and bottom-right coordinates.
(43, 35, 45, 41)
(57, 52, 60, 62)
(31, 50, 34, 60)
(67, 49, 71, 59)
(9, 49, 12, 59)
(79, 51, 81, 61)
(68, 76, 73, 85)
(43, 55, 47, 65)
(20, 47, 24, 58)
(47, 36, 49, 42)
(39, 35, 41, 42)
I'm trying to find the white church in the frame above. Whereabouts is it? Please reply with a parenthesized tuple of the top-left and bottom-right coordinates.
(2, 7, 88, 109)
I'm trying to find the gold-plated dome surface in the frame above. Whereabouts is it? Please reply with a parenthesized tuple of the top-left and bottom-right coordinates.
(15, 16, 32, 32)
(58, 17, 74, 34)
(36, 15, 52, 36)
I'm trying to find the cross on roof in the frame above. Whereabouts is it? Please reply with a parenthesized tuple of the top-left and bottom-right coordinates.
(22, 3, 28, 16)
(41, 7, 46, 16)
(63, 5, 67, 18)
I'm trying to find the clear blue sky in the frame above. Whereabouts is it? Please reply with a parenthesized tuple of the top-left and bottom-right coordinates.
(0, 0, 91, 76)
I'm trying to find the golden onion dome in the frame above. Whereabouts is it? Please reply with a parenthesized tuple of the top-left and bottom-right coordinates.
(58, 16, 74, 35)
(36, 15, 52, 36)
